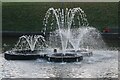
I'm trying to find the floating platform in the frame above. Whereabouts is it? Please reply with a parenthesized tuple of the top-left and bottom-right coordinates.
(4, 49, 92, 62)
(46, 53, 83, 62)
(4, 50, 46, 60)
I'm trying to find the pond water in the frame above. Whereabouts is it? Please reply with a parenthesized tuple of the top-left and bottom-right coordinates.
(0, 49, 118, 78)
(1, 36, 119, 78)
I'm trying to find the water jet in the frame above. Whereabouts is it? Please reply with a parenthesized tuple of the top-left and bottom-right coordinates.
(4, 7, 106, 62)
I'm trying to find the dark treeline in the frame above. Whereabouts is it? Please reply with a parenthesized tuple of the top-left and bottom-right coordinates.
(2, 2, 118, 32)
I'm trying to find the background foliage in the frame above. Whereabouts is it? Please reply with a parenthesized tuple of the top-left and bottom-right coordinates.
(2, 2, 118, 32)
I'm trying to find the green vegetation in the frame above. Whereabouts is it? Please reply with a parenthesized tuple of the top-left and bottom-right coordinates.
(2, 2, 118, 32)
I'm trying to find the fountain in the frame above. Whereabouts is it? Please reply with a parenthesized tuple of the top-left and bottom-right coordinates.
(4, 35, 48, 60)
(42, 7, 89, 51)
(14, 35, 47, 51)
(4, 7, 106, 62)
(42, 7, 96, 62)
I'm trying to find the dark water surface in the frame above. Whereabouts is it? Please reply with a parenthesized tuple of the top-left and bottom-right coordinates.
(2, 36, 120, 52)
